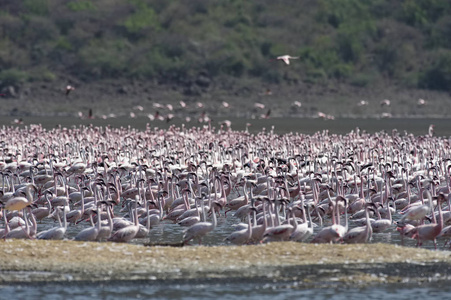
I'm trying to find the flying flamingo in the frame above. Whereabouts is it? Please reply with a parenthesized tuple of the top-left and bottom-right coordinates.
(274, 55, 299, 65)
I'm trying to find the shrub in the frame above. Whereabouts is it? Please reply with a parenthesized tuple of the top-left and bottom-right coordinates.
(0, 69, 29, 88)
(67, 1, 96, 12)
(419, 50, 451, 91)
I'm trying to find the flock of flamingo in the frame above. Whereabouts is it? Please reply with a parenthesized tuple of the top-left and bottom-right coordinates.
(0, 122, 450, 250)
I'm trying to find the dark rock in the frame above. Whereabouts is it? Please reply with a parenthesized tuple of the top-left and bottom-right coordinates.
(195, 75, 210, 88)
(117, 86, 128, 94)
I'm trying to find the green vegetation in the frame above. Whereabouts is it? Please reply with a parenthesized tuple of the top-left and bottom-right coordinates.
(1, 0, 451, 114)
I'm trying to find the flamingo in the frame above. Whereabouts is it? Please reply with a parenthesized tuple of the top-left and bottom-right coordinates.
(225, 208, 254, 245)
(289, 204, 314, 242)
(37, 202, 68, 240)
(97, 203, 114, 241)
(411, 191, 444, 249)
(263, 199, 294, 242)
(371, 201, 393, 233)
(4, 184, 37, 212)
(74, 202, 104, 241)
(4, 207, 35, 239)
(182, 195, 218, 245)
(31, 192, 52, 222)
(65, 85, 75, 96)
(428, 124, 435, 137)
(108, 198, 140, 243)
(249, 198, 269, 243)
(66, 187, 89, 224)
(396, 222, 416, 246)
(275, 55, 299, 65)
(225, 179, 253, 215)
(310, 197, 345, 244)
(177, 197, 201, 227)
(343, 204, 374, 244)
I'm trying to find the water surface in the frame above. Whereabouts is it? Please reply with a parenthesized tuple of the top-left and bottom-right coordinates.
(3, 116, 449, 136)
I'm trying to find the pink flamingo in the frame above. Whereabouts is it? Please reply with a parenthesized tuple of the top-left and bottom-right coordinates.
(74, 201, 106, 242)
(343, 204, 373, 244)
(310, 199, 344, 244)
(263, 199, 294, 242)
(182, 195, 218, 245)
(225, 208, 255, 245)
(411, 190, 444, 249)
(36, 201, 68, 240)
(108, 199, 140, 243)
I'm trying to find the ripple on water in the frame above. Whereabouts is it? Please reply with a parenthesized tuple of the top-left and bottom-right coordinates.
(3, 279, 451, 300)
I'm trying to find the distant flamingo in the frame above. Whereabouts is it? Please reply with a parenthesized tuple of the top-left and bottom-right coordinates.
(380, 99, 391, 106)
(428, 124, 435, 137)
(275, 55, 299, 65)
(66, 85, 75, 96)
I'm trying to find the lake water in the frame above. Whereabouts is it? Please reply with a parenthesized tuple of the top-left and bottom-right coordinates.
(4, 278, 451, 299)
(2, 116, 451, 299)
(3, 116, 450, 136)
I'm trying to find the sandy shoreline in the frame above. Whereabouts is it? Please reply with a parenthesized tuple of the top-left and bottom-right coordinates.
(1, 240, 451, 285)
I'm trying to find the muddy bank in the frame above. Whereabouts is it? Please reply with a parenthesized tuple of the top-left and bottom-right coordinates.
(1, 240, 451, 286)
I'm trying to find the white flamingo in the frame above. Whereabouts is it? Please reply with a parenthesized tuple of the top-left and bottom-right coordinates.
(97, 203, 114, 241)
(276, 55, 299, 65)
(290, 201, 314, 242)
(4, 183, 37, 211)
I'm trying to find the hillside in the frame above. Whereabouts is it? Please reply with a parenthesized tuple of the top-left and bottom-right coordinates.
(1, 0, 451, 118)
